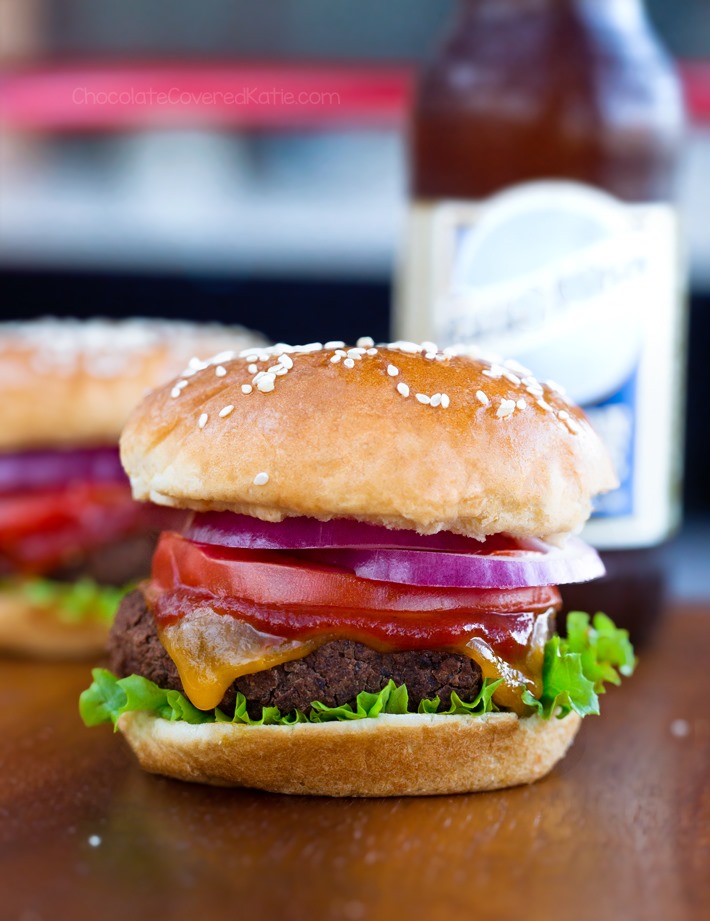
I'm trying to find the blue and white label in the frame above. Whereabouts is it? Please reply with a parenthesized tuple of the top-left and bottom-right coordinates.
(396, 181, 684, 549)
(586, 371, 637, 519)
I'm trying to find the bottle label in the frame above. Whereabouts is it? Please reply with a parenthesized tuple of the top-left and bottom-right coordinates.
(396, 181, 684, 549)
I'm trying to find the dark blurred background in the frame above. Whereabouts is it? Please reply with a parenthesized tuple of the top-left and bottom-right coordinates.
(18, 0, 710, 59)
(1, 1, 709, 587)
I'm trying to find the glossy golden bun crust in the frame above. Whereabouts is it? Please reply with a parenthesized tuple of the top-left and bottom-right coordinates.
(122, 341, 616, 540)
(118, 709, 581, 796)
(0, 588, 109, 659)
(0, 318, 265, 450)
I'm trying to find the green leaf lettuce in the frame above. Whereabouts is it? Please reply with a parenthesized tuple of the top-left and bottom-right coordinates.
(79, 671, 502, 729)
(11, 576, 132, 625)
(522, 611, 636, 719)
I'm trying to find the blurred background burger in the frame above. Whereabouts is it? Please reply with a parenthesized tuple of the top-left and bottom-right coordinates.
(0, 318, 264, 657)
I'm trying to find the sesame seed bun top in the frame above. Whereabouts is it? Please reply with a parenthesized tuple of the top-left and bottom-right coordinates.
(0, 318, 266, 451)
(120, 339, 617, 541)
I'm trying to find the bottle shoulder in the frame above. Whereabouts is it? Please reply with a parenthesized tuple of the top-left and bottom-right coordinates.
(412, 20, 685, 201)
(416, 7, 683, 121)
(418, 39, 682, 115)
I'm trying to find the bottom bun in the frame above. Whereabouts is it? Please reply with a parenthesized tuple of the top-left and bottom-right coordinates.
(0, 590, 109, 659)
(118, 709, 582, 796)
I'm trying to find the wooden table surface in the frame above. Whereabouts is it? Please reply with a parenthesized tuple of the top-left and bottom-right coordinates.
(1, 605, 709, 921)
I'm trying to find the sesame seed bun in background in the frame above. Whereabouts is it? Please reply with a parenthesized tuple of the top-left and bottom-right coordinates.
(0, 318, 266, 659)
(0, 318, 265, 450)
(80, 339, 629, 796)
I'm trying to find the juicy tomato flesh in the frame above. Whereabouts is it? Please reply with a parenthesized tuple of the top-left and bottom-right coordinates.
(0, 483, 151, 575)
(149, 532, 561, 664)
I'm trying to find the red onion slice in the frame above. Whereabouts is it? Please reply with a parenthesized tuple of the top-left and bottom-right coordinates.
(183, 512, 604, 589)
(0, 446, 126, 494)
(184, 512, 541, 555)
(301, 540, 604, 589)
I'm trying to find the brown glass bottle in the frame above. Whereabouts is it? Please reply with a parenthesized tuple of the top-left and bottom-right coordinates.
(396, 0, 686, 643)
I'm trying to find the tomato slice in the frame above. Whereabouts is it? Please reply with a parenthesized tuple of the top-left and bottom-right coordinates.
(0, 483, 151, 574)
(151, 532, 561, 622)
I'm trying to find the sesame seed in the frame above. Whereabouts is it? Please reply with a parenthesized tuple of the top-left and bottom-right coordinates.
(504, 359, 533, 376)
(170, 386, 182, 398)
(219, 405, 235, 417)
(268, 364, 283, 374)
(391, 340, 420, 354)
(244, 354, 259, 363)
(430, 393, 442, 407)
(198, 413, 208, 429)
(537, 398, 553, 412)
(366, 348, 378, 356)
(397, 382, 410, 398)
(421, 341, 438, 353)
(215, 365, 227, 377)
(330, 354, 341, 364)
(416, 393, 431, 404)
(387, 364, 399, 377)
(253, 472, 269, 486)
(476, 390, 489, 405)
(241, 384, 252, 394)
(441, 394, 450, 408)
(253, 370, 266, 382)
(516, 399, 527, 410)
(344, 358, 355, 369)
(558, 411, 579, 434)
(335, 349, 347, 357)
(497, 400, 516, 419)
(347, 348, 365, 359)
(325, 340, 345, 349)
(357, 336, 375, 348)
(247, 363, 258, 374)
(274, 366, 288, 376)
(482, 367, 502, 379)
(257, 374, 276, 393)
(503, 371, 522, 386)
(211, 350, 236, 365)
(279, 354, 294, 369)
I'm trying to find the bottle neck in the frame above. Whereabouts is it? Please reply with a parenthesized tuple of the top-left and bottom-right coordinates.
(444, 0, 653, 57)
(452, 0, 646, 25)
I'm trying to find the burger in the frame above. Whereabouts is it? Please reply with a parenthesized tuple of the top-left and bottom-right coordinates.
(0, 318, 265, 658)
(80, 338, 635, 796)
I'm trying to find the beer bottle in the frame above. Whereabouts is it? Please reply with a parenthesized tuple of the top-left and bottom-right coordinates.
(396, 0, 686, 639)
